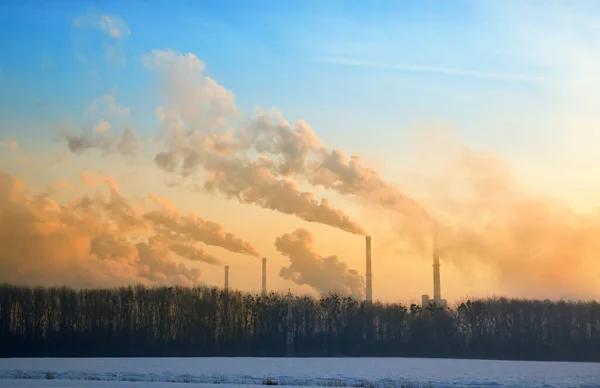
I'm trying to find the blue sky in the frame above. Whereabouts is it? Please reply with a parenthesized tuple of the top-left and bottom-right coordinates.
(3, 0, 600, 203)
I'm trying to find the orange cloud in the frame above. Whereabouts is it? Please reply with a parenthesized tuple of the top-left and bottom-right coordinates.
(0, 168, 259, 288)
(381, 132, 600, 299)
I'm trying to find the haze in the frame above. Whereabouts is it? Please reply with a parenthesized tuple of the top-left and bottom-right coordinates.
(1, 0, 600, 302)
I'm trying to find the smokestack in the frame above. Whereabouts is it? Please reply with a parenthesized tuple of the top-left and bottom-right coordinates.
(224, 265, 229, 292)
(432, 230, 441, 302)
(365, 235, 372, 303)
(261, 257, 267, 297)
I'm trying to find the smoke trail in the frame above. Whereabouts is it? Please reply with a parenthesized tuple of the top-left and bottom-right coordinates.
(396, 134, 600, 299)
(241, 108, 600, 298)
(275, 228, 365, 298)
(64, 125, 137, 157)
(240, 111, 432, 222)
(202, 154, 366, 235)
(0, 168, 259, 288)
(144, 193, 262, 257)
(62, 92, 137, 158)
(147, 50, 367, 235)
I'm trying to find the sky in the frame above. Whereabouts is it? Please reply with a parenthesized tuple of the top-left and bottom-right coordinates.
(2, 0, 600, 303)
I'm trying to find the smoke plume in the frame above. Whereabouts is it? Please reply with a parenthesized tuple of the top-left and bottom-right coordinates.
(202, 155, 366, 235)
(417, 138, 600, 299)
(246, 111, 600, 297)
(58, 47, 600, 299)
(62, 92, 137, 157)
(147, 50, 366, 235)
(240, 112, 431, 221)
(143, 50, 600, 298)
(64, 124, 137, 157)
(275, 228, 364, 299)
(144, 193, 261, 257)
(143, 49, 238, 133)
(0, 168, 259, 288)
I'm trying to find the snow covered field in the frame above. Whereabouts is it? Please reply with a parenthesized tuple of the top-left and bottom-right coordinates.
(0, 357, 599, 388)
(2, 382, 266, 388)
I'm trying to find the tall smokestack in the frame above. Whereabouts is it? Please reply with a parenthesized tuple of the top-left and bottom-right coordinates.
(365, 235, 373, 303)
(224, 265, 230, 292)
(432, 230, 441, 302)
(261, 257, 267, 297)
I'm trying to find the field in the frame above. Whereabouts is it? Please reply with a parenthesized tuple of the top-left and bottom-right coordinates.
(1, 357, 599, 388)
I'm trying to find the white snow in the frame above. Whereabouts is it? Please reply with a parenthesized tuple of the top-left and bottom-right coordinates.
(0, 382, 273, 388)
(0, 357, 598, 388)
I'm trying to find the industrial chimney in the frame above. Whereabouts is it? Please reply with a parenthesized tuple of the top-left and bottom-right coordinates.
(432, 227, 447, 308)
(365, 235, 373, 303)
(224, 265, 230, 292)
(421, 227, 447, 309)
(433, 249, 441, 302)
(261, 257, 267, 297)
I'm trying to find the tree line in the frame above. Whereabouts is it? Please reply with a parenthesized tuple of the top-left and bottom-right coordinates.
(1, 283, 599, 361)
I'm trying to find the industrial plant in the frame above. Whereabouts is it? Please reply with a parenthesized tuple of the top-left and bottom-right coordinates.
(222, 231, 445, 307)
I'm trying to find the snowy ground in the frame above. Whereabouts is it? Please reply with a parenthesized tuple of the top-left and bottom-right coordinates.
(1, 382, 271, 388)
(0, 357, 599, 388)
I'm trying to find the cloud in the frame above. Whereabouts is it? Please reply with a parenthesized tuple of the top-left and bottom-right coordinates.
(153, 133, 366, 235)
(240, 110, 431, 221)
(143, 50, 238, 133)
(275, 228, 364, 298)
(46, 179, 73, 194)
(394, 132, 600, 299)
(147, 50, 366, 235)
(73, 12, 130, 39)
(85, 93, 130, 118)
(166, 240, 222, 266)
(200, 67, 600, 299)
(75, 171, 259, 259)
(64, 125, 138, 157)
(80, 170, 120, 192)
(0, 168, 259, 288)
(314, 57, 543, 83)
(144, 193, 261, 257)
(145, 51, 438, 235)
(134, 241, 202, 285)
(239, 111, 321, 177)
(202, 154, 366, 235)
(72, 11, 130, 64)
(62, 93, 136, 157)
(0, 170, 147, 287)
(93, 120, 111, 133)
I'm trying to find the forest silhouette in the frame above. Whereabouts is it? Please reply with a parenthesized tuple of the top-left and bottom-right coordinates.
(1, 283, 599, 361)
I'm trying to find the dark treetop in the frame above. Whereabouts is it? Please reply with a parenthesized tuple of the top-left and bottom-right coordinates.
(1, 284, 598, 361)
